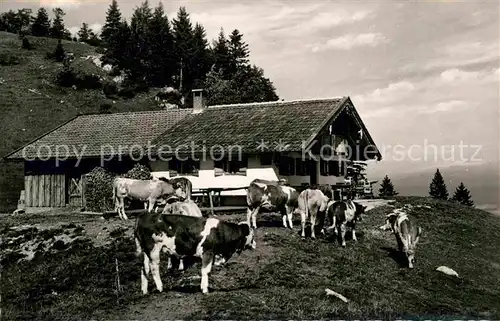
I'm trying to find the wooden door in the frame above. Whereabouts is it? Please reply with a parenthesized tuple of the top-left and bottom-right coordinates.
(24, 174, 66, 207)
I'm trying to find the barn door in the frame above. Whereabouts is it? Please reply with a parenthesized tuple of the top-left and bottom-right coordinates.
(68, 175, 86, 207)
(24, 174, 66, 207)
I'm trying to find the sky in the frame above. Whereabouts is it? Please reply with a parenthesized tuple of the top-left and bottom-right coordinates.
(4, 0, 500, 179)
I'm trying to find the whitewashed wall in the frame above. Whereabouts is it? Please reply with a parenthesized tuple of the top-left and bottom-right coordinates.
(149, 155, 280, 196)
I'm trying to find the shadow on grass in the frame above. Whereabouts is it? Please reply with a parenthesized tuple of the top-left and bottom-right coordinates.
(380, 246, 408, 268)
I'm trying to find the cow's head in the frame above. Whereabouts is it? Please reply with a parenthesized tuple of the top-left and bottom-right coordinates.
(381, 212, 399, 232)
(238, 222, 257, 251)
(353, 202, 367, 221)
(171, 181, 188, 200)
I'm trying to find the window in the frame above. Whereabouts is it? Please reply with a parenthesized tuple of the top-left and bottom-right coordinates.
(214, 155, 248, 176)
(169, 158, 200, 177)
(320, 160, 346, 177)
(278, 156, 296, 176)
(295, 158, 310, 176)
(260, 153, 273, 166)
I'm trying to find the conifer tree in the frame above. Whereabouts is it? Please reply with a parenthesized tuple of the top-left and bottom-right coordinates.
(451, 182, 474, 206)
(378, 175, 398, 197)
(228, 29, 249, 74)
(190, 23, 210, 88)
(101, 0, 122, 45)
(429, 168, 449, 200)
(49, 8, 70, 39)
(77, 22, 91, 42)
(128, 0, 153, 82)
(147, 2, 174, 87)
(172, 6, 194, 93)
(211, 28, 231, 79)
(31, 7, 51, 37)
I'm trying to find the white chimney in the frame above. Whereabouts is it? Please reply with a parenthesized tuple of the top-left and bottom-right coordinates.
(192, 89, 207, 114)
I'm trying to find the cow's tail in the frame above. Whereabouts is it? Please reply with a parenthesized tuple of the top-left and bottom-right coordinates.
(304, 189, 309, 219)
(112, 178, 118, 212)
(134, 218, 143, 258)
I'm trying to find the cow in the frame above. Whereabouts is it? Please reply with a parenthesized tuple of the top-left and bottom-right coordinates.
(380, 210, 422, 269)
(325, 200, 366, 247)
(246, 178, 299, 229)
(159, 177, 192, 201)
(112, 177, 186, 220)
(297, 188, 329, 239)
(134, 213, 256, 294)
(162, 199, 203, 271)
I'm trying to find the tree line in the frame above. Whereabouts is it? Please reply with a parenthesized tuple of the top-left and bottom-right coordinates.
(0, 1, 279, 106)
(378, 169, 474, 207)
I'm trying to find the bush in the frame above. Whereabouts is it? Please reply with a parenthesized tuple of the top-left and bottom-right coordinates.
(85, 167, 115, 212)
(102, 81, 118, 98)
(21, 37, 32, 50)
(54, 67, 102, 89)
(0, 52, 21, 66)
(124, 164, 152, 180)
(46, 39, 65, 62)
(99, 103, 112, 114)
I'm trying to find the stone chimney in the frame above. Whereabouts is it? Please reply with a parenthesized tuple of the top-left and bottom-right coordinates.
(192, 89, 207, 114)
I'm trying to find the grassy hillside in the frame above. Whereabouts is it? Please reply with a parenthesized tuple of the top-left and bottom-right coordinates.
(1, 197, 500, 319)
(0, 31, 165, 212)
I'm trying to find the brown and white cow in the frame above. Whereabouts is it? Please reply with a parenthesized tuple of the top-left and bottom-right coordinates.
(162, 199, 204, 271)
(160, 177, 192, 201)
(325, 200, 366, 247)
(112, 177, 186, 220)
(297, 188, 329, 239)
(246, 178, 299, 229)
(134, 213, 256, 294)
(380, 210, 422, 269)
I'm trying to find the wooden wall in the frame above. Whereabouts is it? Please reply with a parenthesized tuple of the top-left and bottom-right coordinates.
(24, 174, 66, 207)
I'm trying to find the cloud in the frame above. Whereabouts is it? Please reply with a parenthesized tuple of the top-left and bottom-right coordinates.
(353, 81, 415, 105)
(439, 67, 499, 84)
(311, 33, 387, 52)
(39, 0, 81, 8)
(68, 23, 102, 37)
(418, 100, 471, 114)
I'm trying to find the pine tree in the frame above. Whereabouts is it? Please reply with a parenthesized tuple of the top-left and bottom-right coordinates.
(147, 2, 174, 87)
(100, 0, 122, 46)
(429, 168, 449, 200)
(77, 22, 91, 42)
(128, 0, 153, 82)
(211, 28, 231, 79)
(451, 182, 474, 206)
(31, 7, 51, 37)
(378, 175, 398, 197)
(49, 8, 70, 39)
(228, 29, 249, 74)
(190, 23, 210, 88)
(172, 6, 194, 93)
(53, 39, 65, 62)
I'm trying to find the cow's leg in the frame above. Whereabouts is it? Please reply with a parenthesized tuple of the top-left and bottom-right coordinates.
(247, 207, 259, 229)
(287, 206, 294, 229)
(150, 243, 163, 292)
(340, 223, 347, 247)
(167, 256, 173, 270)
(119, 197, 128, 220)
(147, 198, 156, 213)
(352, 223, 358, 242)
(310, 209, 317, 239)
(200, 252, 214, 294)
(280, 206, 288, 229)
(300, 209, 307, 238)
(178, 258, 185, 271)
(141, 254, 150, 295)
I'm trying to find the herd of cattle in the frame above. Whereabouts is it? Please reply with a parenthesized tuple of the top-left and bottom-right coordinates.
(112, 177, 422, 295)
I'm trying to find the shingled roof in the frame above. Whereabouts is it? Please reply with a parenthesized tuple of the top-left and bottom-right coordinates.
(151, 98, 347, 154)
(5, 109, 192, 159)
(5, 96, 381, 160)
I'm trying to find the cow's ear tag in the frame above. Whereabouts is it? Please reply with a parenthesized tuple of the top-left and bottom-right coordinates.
(168, 226, 173, 230)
